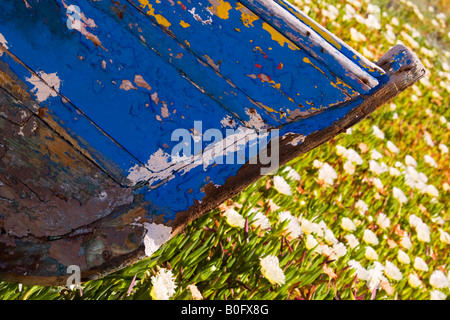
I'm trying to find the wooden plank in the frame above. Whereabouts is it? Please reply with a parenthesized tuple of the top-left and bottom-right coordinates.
(127, 0, 360, 117)
(272, 0, 386, 78)
(238, 0, 380, 92)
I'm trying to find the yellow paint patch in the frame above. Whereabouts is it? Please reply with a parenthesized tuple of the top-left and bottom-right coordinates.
(262, 22, 297, 50)
(235, 2, 259, 27)
(139, 1, 171, 28)
(184, 40, 190, 47)
(259, 102, 278, 114)
(208, 0, 232, 20)
(303, 57, 325, 75)
(272, 82, 281, 90)
(179, 20, 190, 28)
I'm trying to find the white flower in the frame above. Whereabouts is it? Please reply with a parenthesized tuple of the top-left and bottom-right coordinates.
(251, 211, 271, 230)
(426, 185, 439, 198)
(386, 141, 399, 154)
(424, 155, 437, 168)
(315, 221, 327, 238)
(286, 168, 301, 181)
(317, 244, 333, 257)
(423, 132, 435, 147)
(393, 187, 408, 204)
(430, 290, 447, 300)
(418, 172, 428, 183)
(336, 145, 347, 156)
(432, 215, 445, 225)
(371, 177, 384, 191)
(332, 242, 348, 260)
(376, 213, 391, 229)
(150, 268, 177, 300)
(313, 159, 323, 168)
(400, 236, 412, 250)
(429, 270, 450, 289)
(300, 218, 319, 235)
(278, 211, 302, 239)
(350, 27, 367, 42)
(444, 183, 450, 192)
(348, 260, 371, 281)
(343, 160, 356, 175)
(409, 214, 423, 228)
(305, 234, 318, 250)
(408, 273, 423, 288)
(395, 161, 405, 169)
(397, 250, 410, 264)
(372, 125, 385, 140)
(224, 208, 245, 228)
(366, 262, 385, 291)
(345, 234, 360, 249)
(384, 28, 396, 44)
(371, 149, 383, 160)
(440, 116, 448, 124)
(439, 229, 450, 244)
(389, 167, 401, 177)
(439, 144, 448, 154)
(341, 217, 357, 232)
(384, 261, 402, 281)
(260, 255, 285, 285)
(416, 223, 431, 243)
(187, 284, 203, 300)
(273, 175, 292, 196)
(405, 155, 417, 167)
(355, 199, 369, 214)
(363, 229, 379, 246)
(369, 160, 387, 175)
(324, 228, 338, 245)
(318, 163, 337, 186)
(365, 246, 379, 260)
(414, 257, 429, 272)
(344, 149, 363, 165)
(267, 199, 280, 212)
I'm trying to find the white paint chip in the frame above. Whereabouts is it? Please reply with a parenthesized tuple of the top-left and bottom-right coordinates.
(26, 71, 61, 102)
(0, 33, 9, 50)
(143, 222, 172, 257)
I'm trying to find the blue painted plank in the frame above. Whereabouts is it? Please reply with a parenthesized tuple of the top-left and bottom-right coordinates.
(273, 0, 386, 78)
(128, 0, 360, 118)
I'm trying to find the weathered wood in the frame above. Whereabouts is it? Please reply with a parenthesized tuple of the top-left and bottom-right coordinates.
(239, 0, 380, 92)
(0, 0, 425, 286)
(272, 0, 386, 78)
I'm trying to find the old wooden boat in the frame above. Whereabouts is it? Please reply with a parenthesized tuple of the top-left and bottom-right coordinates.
(0, 0, 425, 285)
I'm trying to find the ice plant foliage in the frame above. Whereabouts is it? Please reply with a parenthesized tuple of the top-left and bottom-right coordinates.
(4, 0, 449, 301)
